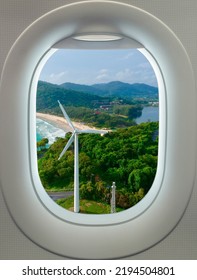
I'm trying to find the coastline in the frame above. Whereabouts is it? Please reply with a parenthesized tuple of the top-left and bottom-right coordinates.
(36, 112, 107, 133)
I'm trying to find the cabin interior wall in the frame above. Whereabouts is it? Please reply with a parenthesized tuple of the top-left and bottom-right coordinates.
(0, 0, 197, 259)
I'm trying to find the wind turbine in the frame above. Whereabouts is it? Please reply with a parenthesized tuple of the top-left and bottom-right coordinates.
(58, 100, 107, 213)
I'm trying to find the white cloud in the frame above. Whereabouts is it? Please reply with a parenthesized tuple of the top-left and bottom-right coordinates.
(114, 67, 157, 86)
(95, 69, 110, 82)
(115, 68, 134, 82)
(138, 62, 152, 69)
(121, 52, 134, 60)
(48, 71, 68, 84)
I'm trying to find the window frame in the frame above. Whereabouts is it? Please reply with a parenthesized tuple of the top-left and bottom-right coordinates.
(0, 1, 195, 259)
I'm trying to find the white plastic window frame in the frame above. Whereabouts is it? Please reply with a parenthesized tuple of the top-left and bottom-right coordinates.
(0, 1, 196, 259)
(31, 43, 162, 225)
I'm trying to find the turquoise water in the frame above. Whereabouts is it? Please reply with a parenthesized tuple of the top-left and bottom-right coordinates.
(37, 107, 159, 144)
(36, 118, 65, 145)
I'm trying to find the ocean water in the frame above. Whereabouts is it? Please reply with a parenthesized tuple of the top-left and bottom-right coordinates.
(136, 106, 159, 124)
(36, 107, 159, 145)
(36, 118, 66, 145)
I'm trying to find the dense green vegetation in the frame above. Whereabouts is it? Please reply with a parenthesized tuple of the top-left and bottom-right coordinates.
(112, 104, 143, 119)
(58, 106, 139, 129)
(38, 121, 158, 209)
(37, 81, 145, 129)
(37, 81, 106, 111)
(37, 138, 48, 150)
(37, 80, 159, 211)
(60, 81, 158, 99)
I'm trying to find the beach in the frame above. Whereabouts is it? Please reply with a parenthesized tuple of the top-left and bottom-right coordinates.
(36, 112, 107, 133)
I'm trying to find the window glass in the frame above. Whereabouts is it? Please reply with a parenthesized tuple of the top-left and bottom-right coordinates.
(36, 48, 159, 214)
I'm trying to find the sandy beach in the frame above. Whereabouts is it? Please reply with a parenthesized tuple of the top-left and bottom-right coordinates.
(36, 112, 108, 133)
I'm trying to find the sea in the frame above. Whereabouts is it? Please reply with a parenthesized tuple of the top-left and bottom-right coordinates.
(36, 106, 159, 145)
(36, 118, 66, 145)
(135, 106, 159, 124)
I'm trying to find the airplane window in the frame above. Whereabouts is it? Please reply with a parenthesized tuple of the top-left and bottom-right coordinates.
(36, 48, 159, 214)
(0, 0, 195, 259)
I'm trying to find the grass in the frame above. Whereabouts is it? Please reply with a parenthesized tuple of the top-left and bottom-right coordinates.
(56, 196, 123, 214)
(45, 187, 73, 192)
(44, 182, 74, 192)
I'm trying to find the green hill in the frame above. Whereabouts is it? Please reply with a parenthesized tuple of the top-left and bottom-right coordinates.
(36, 81, 108, 113)
(38, 122, 159, 210)
(36, 81, 143, 128)
(60, 82, 106, 96)
(60, 81, 158, 99)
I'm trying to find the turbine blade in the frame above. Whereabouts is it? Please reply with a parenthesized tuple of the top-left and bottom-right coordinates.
(58, 133, 75, 160)
(58, 100, 75, 131)
(79, 129, 108, 134)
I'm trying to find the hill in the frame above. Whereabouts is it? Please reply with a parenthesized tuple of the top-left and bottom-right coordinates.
(60, 82, 106, 96)
(60, 81, 158, 99)
(37, 81, 158, 113)
(38, 122, 159, 209)
(36, 81, 155, 128)
(36, 81, 108, 113)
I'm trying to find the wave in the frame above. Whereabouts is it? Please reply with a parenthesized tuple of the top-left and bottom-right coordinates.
(36, 118, 66, 145)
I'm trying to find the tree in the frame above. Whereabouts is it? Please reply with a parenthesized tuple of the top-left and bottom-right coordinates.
(38, 121, 159, 205)
(37, 138, 49, 151)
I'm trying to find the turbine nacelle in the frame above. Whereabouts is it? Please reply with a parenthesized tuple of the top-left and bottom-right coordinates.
(58, 100, 107, 160)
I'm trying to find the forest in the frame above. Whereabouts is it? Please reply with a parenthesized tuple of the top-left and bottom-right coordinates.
(36, 81, 154, 129)
(37, 121, 158, 209)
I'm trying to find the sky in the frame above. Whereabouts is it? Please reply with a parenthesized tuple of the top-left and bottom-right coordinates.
(39, 48, 158, 87)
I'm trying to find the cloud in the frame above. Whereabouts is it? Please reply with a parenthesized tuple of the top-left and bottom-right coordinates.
(95, 69, 110, 82)
(48, 71, 68, 84)
(121, 52, 134, 60)
(115, 68, 134, 81)
(114, 67, 157, 86)
(138, 62, 152, 69)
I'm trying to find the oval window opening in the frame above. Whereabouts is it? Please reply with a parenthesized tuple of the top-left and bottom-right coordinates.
(1, 0, 195, 258)
(36, 46, 159, 215)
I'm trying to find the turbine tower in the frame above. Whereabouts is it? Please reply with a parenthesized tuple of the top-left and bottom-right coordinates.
(58, 101, 107, 213)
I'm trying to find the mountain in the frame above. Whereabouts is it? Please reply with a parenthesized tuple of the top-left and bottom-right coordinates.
(92, 81, 158, 98)
(36, 81, 106, 112)
(60, 81, 158, 99)
(60, 82, 107, 96)
(37, 80, 158, 114)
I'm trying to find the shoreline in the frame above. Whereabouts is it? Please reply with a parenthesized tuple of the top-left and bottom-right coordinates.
(36, 112, 108, 133)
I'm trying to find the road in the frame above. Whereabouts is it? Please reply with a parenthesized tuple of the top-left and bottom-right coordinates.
(47, 191, 73, 201)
